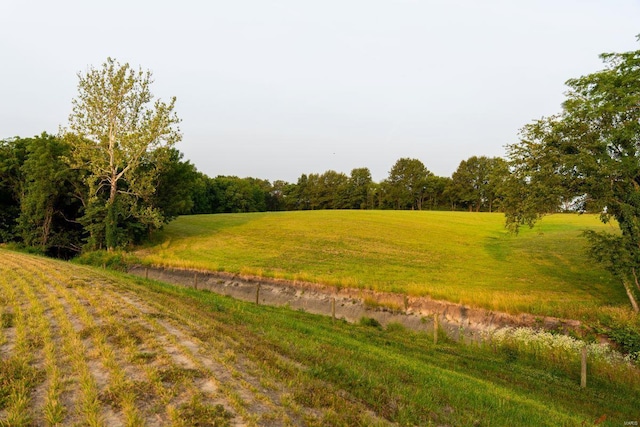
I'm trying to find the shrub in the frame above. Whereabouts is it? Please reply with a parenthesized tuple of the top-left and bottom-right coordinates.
(72, 250, 140, 271)
(359, 317, 382, 329)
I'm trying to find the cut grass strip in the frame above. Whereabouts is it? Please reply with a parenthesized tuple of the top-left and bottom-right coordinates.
(0, 263, 41, 427)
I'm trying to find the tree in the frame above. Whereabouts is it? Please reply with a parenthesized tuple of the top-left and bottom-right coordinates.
(0, 137, 28, 242)
(317, 170, 349, 209)
(505, 39, 640, 310)
(384, 158, 431, 210)
(289, 174, 311, 210)
(268, 180, 290, 211)
(19, 133, 85, 256)
(450, 156, 508, 212)
(347, 168, 373, 209)
(153, 148, 198, 221)
(423, 175, 451, 210)
(65, 57, 181, 250)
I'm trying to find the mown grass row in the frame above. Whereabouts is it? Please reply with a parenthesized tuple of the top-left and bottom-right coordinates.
(19, 255, 243, 426)
(1, 251, 241, 426)
(133, 211, 628, 321)
(2, 249, 639, 426)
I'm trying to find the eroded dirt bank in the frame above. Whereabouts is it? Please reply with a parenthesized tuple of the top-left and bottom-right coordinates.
(129, 265, 584, 341)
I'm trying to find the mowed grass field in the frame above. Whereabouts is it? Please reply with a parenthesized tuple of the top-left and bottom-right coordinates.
(1, 249, 638, 426)
(136, 211, 626, 320)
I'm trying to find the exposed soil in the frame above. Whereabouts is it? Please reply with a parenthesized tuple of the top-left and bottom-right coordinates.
(4, 252, 373, 426)
(129, 265, 584, 341)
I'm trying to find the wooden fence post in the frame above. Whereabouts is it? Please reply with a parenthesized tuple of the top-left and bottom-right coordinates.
(581, 345, 587, 388)
(145, 267, 149, 279)
(331, 297, 336, 320)
(256, 284, 261, 305)
(434, 313, 439, 345)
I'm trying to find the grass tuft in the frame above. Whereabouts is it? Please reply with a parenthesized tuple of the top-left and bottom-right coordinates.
(1, 312, 14, 329)
(172, 395, 234, 427)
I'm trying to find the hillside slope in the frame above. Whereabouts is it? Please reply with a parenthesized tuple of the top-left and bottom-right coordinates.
(136, 211, 626, 319)
(1, 249, 638, 426)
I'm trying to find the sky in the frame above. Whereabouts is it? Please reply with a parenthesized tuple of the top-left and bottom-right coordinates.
(1, 1, 639, 183)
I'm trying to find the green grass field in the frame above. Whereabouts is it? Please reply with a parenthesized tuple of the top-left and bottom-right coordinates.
(1, 249, 638, 426)
(136, 211, 627, 320)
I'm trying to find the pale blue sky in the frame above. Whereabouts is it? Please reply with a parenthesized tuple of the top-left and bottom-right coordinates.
(1, 1, 638, 182)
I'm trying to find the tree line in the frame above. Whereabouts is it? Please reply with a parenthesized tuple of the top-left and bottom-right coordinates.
(0, 128, 510, 257)
(189, 156, 509, 213)
(0, 133, 197, 257)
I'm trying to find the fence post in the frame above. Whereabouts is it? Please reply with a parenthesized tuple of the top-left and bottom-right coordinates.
(256, 283, 261, 305)
(434, 313, 439, 345)
(581, 345, 587, 388)
(145, 267, 149, 279)
(331, 297, 336, 320)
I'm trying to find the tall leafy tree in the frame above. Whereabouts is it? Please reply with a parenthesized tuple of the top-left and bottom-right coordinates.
(268, 180, 290, 211)
(423, 175, 451, 210)
(153, 148, 198, 220)
(318, 170, 349, 209)
(0, 137, 28, 242)
(347, 167, 373, 209)
(289, 174, 311, 210)
(65, 57, 181, 249)
(19, 133, 85, 255)
(505, 38, 640, 310)
(384, 158, 431, 210)
(450, 156, 508, 212)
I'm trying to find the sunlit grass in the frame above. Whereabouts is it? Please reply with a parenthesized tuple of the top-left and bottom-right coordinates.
(1, 249, 639, 426)
(136, 211, 624, 319)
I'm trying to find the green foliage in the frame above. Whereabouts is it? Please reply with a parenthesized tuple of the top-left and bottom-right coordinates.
(449, 156, 509, 212)
(0, 357, 42, 411)
(1, 312, 14, 328)
(347, 167, 373, 209)
(0, 137, 29, 243)
(73, 250, 140, 271)
(153, 148, 198, 220)
(65, 57, 181, 250)
(383, 157, 432, 210)
(607, 325, 640, 359)
(424, 175, 452, 210)
(505, 39, 640, 311)
(594, 308, 640, 359)
(359, 316, 383, 329)
(173, 395, 234, 427)
(0, 134, 85, 256)
(190, 174, 282, 214)
(18, 133, 85, 256)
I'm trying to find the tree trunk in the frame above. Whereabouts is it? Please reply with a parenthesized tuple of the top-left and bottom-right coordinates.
(40, 202, 54, 251)
(632, 267, 640, 293)
(105, 200, 117, 251)
(623, 279, 640, 312)
(105, 177, 119, 250)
